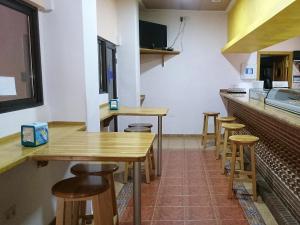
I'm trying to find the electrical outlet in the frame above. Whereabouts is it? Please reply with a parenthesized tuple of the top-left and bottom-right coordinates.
(4, 204, 16, 221)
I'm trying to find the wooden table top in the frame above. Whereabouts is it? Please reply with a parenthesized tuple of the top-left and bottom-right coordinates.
(0, 123, 155, 175)
(100, 104, 168, 122)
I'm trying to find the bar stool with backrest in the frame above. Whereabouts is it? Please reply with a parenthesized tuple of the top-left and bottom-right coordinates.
(71, 163, 119, 225)
(124, 126, 153, 184)
(201, 112, 220, 149)
(228, 135, 259, 201)
(216, 116, 236, 159)
(52, 176, 114, 225)
(221, 123, 245, 174)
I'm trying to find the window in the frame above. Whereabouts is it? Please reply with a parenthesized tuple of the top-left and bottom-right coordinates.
(97, 37, 117, 99)
(0, 0, 43, 113)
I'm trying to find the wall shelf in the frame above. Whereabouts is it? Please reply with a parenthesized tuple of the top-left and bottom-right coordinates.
(140, 48, 180, 67)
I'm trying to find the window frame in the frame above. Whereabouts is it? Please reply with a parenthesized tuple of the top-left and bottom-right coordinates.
(0, 0, 43, 114)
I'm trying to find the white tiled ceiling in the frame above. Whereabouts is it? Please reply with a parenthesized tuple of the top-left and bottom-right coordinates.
(141, 0, 232, 11)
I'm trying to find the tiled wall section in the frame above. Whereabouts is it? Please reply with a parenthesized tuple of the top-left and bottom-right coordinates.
(226, 100, 300, 222)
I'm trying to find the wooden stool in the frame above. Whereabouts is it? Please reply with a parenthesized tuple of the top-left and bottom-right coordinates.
(228, 135, 259, 201)
(52, 176, 113, 225)
(71, 164, 119, 225)
(124, 127, 154, 184)
(128, 123, 153, 129)
(201, 112, 220, 149)
(216, 116, 236, 159)
(221, 123, 245, 174)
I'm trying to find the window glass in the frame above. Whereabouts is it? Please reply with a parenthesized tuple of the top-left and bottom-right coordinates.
(0, 0, 43, 113)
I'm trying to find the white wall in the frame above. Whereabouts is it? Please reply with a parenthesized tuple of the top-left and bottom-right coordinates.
(0, 1, 100, 224)
(96, 0, 118, 44)
(140, 10, 300, 134)
(116, 0, 141, 131)
(140, 10, 241, 134)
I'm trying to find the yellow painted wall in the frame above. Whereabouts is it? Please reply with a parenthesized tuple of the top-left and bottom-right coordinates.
(228, 0, 295, 41)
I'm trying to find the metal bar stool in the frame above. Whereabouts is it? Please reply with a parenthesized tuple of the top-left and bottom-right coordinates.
(201, 112, 220, 149)
(124, 126, 153, 184)
(221, 123, 245, 174)
(228, 135, 259, 201)
(216, 116, 236, 159)
(71, 163, 119, 225)
(52, 176, 114, 225)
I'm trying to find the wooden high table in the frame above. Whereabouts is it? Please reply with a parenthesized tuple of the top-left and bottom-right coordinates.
(30, 129, 155, 225)
(100, 104, 169, 176)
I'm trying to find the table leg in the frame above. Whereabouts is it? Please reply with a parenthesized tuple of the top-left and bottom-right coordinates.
(157, 116, 163, 176)
(133, 162, 141, 225)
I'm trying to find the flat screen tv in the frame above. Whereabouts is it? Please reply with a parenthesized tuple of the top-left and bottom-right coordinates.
(139, 20, 167, 49)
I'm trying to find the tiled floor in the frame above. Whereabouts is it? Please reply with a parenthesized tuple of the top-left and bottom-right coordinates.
(120, 136, 250, 225)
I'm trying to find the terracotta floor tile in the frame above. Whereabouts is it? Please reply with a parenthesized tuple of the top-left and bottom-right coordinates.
(142, 184, 160, 194)
(206, 170, 223, 176)
(161, 177, 184, 186)
(163, 169, 184, 178)
(159, 185, 183, 195)
(216, 206, 246, 220)
(153, 207, 184, 220)
(128, 194, 157, 207)
(208, 177, 229, 186)
(183, 195, 212, 206)
(183, 185, 210, 196)
(157, 195, 183, 206)
(211, 194, 240, 207)
(185, 220, 218, 225)
(210, 184, 229, 195)
(220, 219, 249, 225)
(120, 207, 154, 222)
(184, 206, 215, 220)
(183, 178, 207, 186)
(152, 221, 184, 225)
(120, 222, 151, 225)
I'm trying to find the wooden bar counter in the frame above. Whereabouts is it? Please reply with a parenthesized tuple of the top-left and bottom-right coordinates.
(220, 92, 300, 223)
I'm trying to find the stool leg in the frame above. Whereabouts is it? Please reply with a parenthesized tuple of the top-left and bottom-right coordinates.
(213, 116, 217, 146)
(92, 190, 114, 225)
(221, 129, 229, 174)
(202, 115, 208, 149)
(228, 143, 237, 199)
(150, 147, 155, 170)
(56, 198, 65, 225)
(124, 163, 129, 184)
(251, 145, 257, 201)
(107, 174, 119, 225)
(201, 115, 206, 145)
(239, 145, 244, 172)
(144, 154, 151, 184)
(215, 119, 219, 159)
(71, 202, 79, 225)
(78, 201, 86, 225)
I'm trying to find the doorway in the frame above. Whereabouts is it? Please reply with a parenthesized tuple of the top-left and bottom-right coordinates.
(257, 51, 293, 87)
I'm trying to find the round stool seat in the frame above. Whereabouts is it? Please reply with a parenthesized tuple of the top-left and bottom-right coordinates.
(124, 127, 151, 133)
(217, 116, 236, 122)
(222, 123, 245, 130)
(71, 163, 119, 176)
(52, 176, 109, 199)
(203, 112, 220, 116)
(128, 123, 153, 128)
(229, 135, 259, 144)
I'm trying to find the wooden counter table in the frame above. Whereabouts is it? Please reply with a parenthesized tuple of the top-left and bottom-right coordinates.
(100, 103, 168, 176)
(0, 123, 155, 225)
(220, 92, 300, 223)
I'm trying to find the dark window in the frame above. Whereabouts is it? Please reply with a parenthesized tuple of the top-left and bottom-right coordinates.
(0, 0, 43, 113)
(97, 37, 117, 99)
